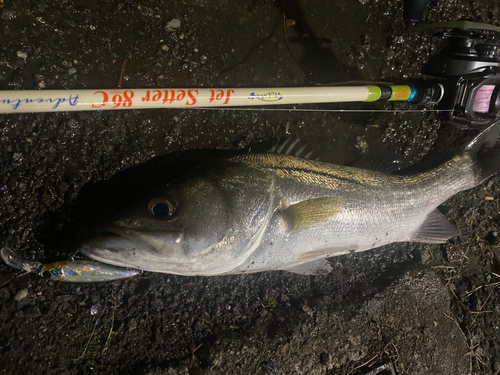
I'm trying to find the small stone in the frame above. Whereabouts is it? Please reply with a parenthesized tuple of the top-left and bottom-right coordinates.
(14, 288, 29, 301)
(495, 304, 500, 314)
(12, 152, 23, 163)
(301, 302, 314, 317)
(129, 318, 137, 332)
(90, 303, 102, 315)
(1, 9, 17, 20)
(17, 51, 28, 59)
(161, 45, 169, 51)
(165, 18, 181, 31)
(68, 68, 77, 75)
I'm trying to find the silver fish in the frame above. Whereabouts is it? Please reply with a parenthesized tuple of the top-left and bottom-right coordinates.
(80, 121, 500, 277)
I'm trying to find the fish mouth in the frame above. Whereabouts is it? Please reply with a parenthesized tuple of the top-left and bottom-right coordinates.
(79, 226, 185, 272)
(80, 234, 148, 269)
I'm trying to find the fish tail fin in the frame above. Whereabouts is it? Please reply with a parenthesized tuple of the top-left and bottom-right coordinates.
(464, 120, 500, 185)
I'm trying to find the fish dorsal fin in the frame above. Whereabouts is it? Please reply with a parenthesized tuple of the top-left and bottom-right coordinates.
(411, 209, 460, 243)
(355, 148, 402, 173)
(270, 138, 317, 159)
(281, 196, 342, 232)
(284, 259, 333, 275)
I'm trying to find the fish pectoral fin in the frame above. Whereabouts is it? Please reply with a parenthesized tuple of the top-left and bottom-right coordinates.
(281, 196, 342, 232)
(284, 259, 333, 276)
(411, 209, 460, 244)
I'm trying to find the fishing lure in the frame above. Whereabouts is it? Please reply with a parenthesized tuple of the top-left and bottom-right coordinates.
(1, 247, 141, 282)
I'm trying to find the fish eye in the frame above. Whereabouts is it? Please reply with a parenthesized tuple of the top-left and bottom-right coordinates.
(148, 197, 177, 219)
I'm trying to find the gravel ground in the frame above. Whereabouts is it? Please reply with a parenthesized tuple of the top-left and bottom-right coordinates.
(1, 1, 500, 374)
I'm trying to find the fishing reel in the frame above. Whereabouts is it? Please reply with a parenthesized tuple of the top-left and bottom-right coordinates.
(417, 21, 500, 129)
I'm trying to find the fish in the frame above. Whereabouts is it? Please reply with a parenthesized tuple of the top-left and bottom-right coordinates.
(75, 121, 500, 277)
(0, 246, 140, 282)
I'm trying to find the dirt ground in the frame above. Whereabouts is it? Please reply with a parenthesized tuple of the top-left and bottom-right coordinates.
(1, 0, 500, 374)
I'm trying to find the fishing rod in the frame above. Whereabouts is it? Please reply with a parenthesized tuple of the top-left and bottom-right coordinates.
(0, 84, 443, 113)
(0, 21, 498, 130)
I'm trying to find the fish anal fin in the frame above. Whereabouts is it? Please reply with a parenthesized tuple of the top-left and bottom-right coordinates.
(412, 209, 460, 244)
(282, 196, 342, 232)
(284, 259, 333, 276)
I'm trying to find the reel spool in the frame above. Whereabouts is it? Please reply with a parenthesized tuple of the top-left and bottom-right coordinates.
(416, 21, 500, 129)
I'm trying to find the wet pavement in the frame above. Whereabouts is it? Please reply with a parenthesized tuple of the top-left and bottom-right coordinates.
(1, 1, 500, 374)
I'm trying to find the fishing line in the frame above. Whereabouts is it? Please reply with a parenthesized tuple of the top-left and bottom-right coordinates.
(187, 107, 455, 113)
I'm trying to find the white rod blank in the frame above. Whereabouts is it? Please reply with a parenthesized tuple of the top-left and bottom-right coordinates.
(0, 87, 375, 114)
